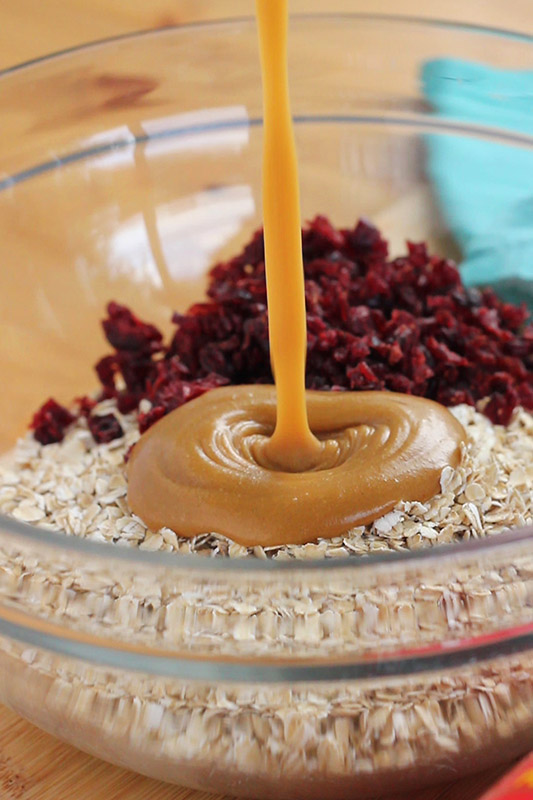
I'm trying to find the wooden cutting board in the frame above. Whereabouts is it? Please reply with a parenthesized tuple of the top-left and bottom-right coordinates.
(0, 701, 513, 800)
(0, 2, 527, 799)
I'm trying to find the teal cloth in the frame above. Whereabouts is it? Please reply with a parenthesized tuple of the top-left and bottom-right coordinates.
(421, 59, 533, 297)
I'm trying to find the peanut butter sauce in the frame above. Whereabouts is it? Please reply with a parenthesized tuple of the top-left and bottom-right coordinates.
(127, 0, 466, 546)
(127, 385, 464, 547)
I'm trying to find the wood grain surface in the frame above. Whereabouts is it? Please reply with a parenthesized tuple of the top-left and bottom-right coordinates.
(0, 0, 532, 72)
(0, 1, 530, 798)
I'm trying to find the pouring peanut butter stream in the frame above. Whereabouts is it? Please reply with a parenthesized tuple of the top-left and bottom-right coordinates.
(127, 0, 465, 548)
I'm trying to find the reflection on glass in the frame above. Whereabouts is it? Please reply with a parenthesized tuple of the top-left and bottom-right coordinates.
(106, 211, 165, 288)
(106, 185, 255, 285)
(156, 185, 255, 280)
(78, 125, 137, 170)
(143, 106, 250, 157)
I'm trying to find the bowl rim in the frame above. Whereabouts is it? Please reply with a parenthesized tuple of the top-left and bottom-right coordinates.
(3, 592, 533, 681)
(0, 11, 532, 78)
(1, 12, 532, 575)
(2, 507, 533, 572)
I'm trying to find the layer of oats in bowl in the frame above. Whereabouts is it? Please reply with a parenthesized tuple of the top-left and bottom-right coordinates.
(3, 398, 533, 559)
(1, 398, 533, 799)
(1, 221, 533, 798)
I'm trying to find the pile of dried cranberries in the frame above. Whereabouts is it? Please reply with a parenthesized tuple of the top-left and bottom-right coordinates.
(31, 217, 533, 446)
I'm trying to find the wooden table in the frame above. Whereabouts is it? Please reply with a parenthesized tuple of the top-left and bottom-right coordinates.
(0, 1, 529, 798)
(0, 0, 531, 70)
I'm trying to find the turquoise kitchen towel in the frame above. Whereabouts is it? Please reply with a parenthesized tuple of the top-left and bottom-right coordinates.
(422, 59, 533, 292)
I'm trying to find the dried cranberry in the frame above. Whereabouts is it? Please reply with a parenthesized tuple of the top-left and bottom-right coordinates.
(138, 406, 166, 433)
(407, 241, 429, 268)
(31, 216, 533, 445)
(437, 387, 475, 408)
(138, 372, 230, 433)
(76, 396, 97, 417)
(88, 413, 123, 444)
(483, 393, 515, 426)
(95, 354, 118, 392)
(426, 337, 469, 367)
(30, 399, 75, 445)
(302, 215, 345, 259)
(347, 362, 383, 391)
(344, 218, 388, 263)
(240, 229, 265, 267)
(116, 392, 141, 414)
(103, 302, 163, 353)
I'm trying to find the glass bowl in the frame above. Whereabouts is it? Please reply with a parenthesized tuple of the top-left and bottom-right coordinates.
(0, 14, 533, 799)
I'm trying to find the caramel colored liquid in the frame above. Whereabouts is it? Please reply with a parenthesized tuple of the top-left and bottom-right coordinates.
(255, 0, 321, 471)
(127, 386, 465, 547)
(126, 1, 467, 547)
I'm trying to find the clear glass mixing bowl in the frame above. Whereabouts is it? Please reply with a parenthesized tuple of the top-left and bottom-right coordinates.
(0, 15, 532, 799)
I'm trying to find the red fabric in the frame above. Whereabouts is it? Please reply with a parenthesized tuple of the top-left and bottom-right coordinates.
(481, 755, 533, 799)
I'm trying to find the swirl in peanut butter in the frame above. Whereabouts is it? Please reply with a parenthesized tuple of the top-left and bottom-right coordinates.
(127, 0, 467, 547)
(127, 386, 465, 547)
